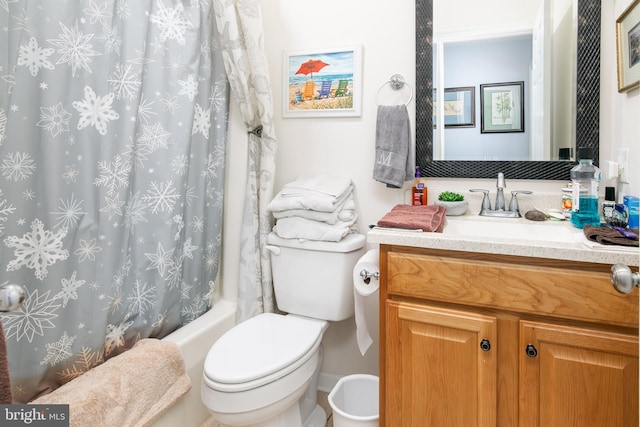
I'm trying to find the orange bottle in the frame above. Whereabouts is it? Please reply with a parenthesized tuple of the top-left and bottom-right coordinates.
(412, 167, 428, 206)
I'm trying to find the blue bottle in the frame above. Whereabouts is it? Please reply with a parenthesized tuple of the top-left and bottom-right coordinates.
(570, 148, 601, 229)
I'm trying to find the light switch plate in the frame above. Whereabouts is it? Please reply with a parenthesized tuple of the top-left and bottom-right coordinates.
(616, 148, 630, 183)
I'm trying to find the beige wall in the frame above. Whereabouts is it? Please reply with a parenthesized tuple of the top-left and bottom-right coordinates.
(219, 0, 640, 380)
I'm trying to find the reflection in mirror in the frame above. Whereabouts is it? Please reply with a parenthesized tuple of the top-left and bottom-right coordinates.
(416, 0, 601, 179)
(433, 0, 574, 162)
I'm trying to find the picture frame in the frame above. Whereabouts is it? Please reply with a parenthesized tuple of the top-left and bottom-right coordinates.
(480, 81, 524, 133)
(616, 0, 640, 92)
(443, 86, 475, 128)
(283, 44, 362, 118)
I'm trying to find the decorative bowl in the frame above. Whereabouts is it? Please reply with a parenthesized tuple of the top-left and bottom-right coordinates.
(435, 200, 468, 216)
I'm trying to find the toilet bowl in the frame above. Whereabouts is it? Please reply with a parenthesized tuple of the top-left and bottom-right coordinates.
(202, 313, 327, 426)
(201, 232, 366, 427)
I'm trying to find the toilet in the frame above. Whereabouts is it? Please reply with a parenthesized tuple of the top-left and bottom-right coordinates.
(201, 232, 366, 427)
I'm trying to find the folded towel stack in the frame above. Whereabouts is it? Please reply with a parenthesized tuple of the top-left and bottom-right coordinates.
(377, 204, 447, 232)
(268, 175, 359, 242)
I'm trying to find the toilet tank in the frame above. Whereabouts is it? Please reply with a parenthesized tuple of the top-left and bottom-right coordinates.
(266, 232, 366, 321)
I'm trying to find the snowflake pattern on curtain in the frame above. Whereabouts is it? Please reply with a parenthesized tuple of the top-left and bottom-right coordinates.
(0, 0, 229, 402)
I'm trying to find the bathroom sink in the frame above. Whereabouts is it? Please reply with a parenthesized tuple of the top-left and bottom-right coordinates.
(443, 218, 579, 244)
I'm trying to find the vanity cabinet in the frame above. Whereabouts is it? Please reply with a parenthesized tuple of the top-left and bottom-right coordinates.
(379, 245, 639, 427)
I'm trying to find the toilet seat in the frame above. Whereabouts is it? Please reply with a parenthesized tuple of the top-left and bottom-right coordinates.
(203, 313, 325, 393)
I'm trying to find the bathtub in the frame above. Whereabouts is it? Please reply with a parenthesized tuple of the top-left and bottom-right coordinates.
(152, 298, 236, 427)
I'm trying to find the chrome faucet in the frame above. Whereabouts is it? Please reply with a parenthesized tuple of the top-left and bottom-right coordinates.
(495, 172, 506, 211)
(470, 173, 532, 218)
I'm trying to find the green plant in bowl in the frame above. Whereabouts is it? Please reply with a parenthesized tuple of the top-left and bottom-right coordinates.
(438, 191, 465, 202)
(436, 191, 468, 216)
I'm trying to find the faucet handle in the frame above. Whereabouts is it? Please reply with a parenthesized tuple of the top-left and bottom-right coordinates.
(509, 190, 533, 213)
(470, 189, 491, 212)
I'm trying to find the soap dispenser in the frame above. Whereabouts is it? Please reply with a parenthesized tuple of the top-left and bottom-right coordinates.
(412, 167, 428, 206)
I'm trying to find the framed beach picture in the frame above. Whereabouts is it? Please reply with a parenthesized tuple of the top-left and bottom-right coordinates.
(443, 87, 475, 128)
(283, 45, 362, 118)
(616, 0, 640, 92)
(480, 81, 524, 133)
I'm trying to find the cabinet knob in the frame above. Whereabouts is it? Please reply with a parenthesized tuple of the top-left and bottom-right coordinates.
(525, 343, 538, 358)
(610, 264, 640, 294)
(480, 338, 491, 352)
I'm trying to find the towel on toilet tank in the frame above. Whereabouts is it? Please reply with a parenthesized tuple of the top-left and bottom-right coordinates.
(273, 215, 358, 242)
(268, 175, 360, 242)
(272, 194, 356, 225)
(267, 175, 353, 213)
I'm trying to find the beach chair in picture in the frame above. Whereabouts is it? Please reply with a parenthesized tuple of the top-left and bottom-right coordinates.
(334, 79, 349, 97)
(317, 80, 332, 99)
(302, 81, 315, 101)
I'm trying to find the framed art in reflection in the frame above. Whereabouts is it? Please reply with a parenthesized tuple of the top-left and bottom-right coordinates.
(480, 81, 524, 133)
(443, 86, 475, 128)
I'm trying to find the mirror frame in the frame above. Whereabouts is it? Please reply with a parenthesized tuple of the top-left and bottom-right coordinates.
(416, 0, 601, 180)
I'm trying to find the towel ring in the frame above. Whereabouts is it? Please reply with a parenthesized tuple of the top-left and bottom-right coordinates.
(375, 74, 413, 106)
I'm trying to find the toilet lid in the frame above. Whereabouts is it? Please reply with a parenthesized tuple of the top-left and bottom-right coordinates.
(203, 313, 324, 385)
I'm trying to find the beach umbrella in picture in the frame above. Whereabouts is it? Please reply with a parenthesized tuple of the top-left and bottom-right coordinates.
(295, 59, 329, 81)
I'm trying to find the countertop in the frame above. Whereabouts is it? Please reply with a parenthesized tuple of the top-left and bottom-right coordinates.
(367, 213, 639, 267)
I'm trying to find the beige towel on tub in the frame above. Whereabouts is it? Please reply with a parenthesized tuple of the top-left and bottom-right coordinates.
(31, 338, 191, 427)
(0, 323, 13, 403)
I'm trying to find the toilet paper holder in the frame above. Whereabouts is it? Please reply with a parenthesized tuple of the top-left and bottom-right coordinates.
(359, 269, 379, 285)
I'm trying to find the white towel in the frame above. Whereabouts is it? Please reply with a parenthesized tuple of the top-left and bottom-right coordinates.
(268, 176, 353, 213)
(337, 199, 357, 222)
(272, 195, 355, 225)
(279, 174, 352, 198)
(274, 215, 358, 242)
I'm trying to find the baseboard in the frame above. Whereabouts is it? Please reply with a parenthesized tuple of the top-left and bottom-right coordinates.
(317, 372, 343, 393)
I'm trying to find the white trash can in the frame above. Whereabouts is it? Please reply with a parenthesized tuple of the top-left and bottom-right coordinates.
(328, 374, 379, 427)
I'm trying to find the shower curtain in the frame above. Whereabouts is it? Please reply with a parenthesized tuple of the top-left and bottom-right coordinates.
(213, 0, 278, 323)
(0, 0, 229, 403)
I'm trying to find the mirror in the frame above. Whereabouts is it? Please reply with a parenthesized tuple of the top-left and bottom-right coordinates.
(416, 0, 601, 179)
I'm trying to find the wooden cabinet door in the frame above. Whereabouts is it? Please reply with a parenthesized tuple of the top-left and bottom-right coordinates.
(385, 300, 498, 427)
(520, 320, 639, 427)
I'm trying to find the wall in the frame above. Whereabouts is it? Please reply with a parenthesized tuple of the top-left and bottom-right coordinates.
(602, 0, 640, 198)
(220, 0, 640, 382)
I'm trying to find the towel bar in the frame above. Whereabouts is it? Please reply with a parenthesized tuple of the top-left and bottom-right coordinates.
(376, 74, 413, 106)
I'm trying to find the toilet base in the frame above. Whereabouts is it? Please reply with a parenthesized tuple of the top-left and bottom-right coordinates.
(302, 404, 327, 427)
(211, 402, 327, 427)
(213, 401, 302, 427)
